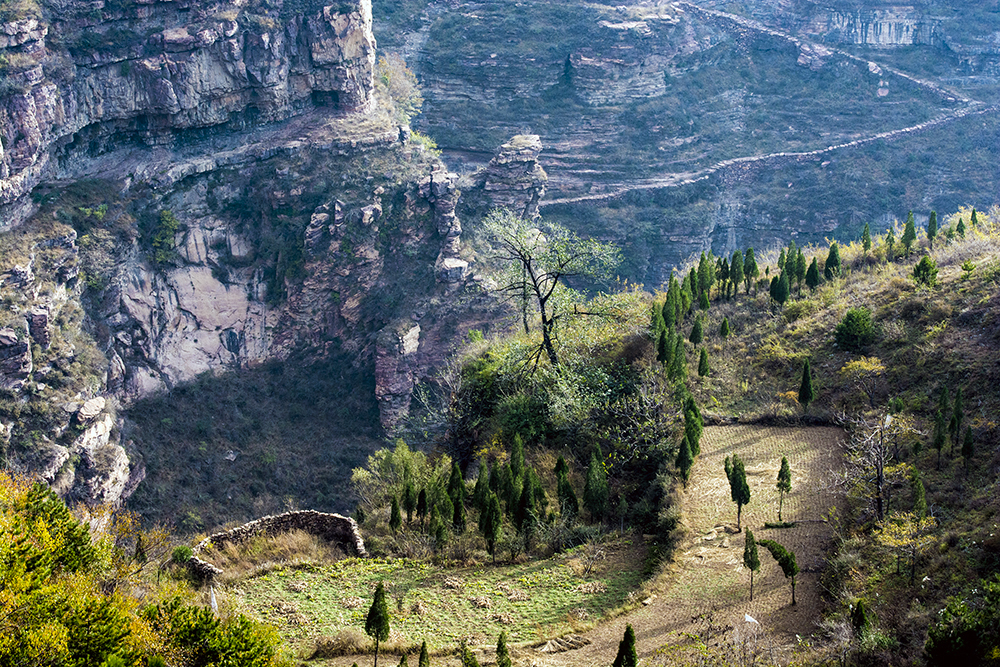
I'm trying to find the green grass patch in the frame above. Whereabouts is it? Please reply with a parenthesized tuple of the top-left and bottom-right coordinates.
(234, 544, 646, 652)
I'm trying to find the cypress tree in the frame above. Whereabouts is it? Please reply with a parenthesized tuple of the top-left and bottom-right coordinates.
(448, 461, 464, 504)
(399, 655, 409, 667)
(794, 249, 807, 292)
(933, 409, 946, 470)
(459, 642, 480, 667)
(720, 317, 730, 339)
(902, 211, 917, 256)
(971, 208, 979, 228)
(770, 272, 789, 306)
(825, 242, 841, 279)
(402, 479, 417, 525)
(365, 582, 391, 667)
(416, 488, 428, 530)
(744, 248, 758, 294)
(670, 336, 686, 381)
(862, 222, 872, 253)
(676, 434, 694, 487)
(656, 329, 670, 367)
(649, 304, 666, 340)
(664, 276, 682, 327)
(777, 248, 787, 273)
(718, 257, 730, 298)
(583, 449, 609, 522)
(529, 466, 547, 517)
(555, 455, 569, 478)
(698, 347, 710, 377)
(480, 492, 502, 563)
(612, 625, 638, 667)
(757, 540, 799, 605)
(698, 252, 713, 298)
(690, 318, 703, 345)
(684, 397, 703, 457)
(911, 469, 927, 519)
(927, 211, 938, 249)
(730, 250, 744, 297)
(805, 257, 820, 291)
(419, 641, 430, 667)
(851, 599, 871, 637)
(951, 387, 964, 453)
(725, 455, 751, 531)
(798, 359, 816, 413)
(776, 456, 791, 522)
(390, 496, 402, 534)
(957, 217, 966, 238)
(452, 488, 466, 533)
(510, 435, 525, 481)
(687, 268, 698, 304)
(744, 528, 760, 601)
(698, 289, 710, 311)
(499, 464, 516, 513)
(496, 632, 512, 667)
(514, 474, 534, 533)
(962, 425, 974, 471)
(557, 470, 579, 517)
(473, 459, 489, 512)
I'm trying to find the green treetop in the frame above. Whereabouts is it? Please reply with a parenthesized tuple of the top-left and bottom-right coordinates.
(744, 528, 760, 601)
(902, 211, 917, 256)
(725, 455, 751, 531)
(612, 625, 638, 667)
(862, 222, 872, 253)
(776, 456, 791, 522)
(676, 434, 694, 487)
(798, 359, 816, 413)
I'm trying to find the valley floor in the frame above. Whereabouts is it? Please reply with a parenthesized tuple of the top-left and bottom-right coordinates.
(304, 425, 845, 666)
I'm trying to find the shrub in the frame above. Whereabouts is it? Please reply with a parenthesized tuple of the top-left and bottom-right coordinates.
(913, 255, 938, 286)
(835, 307, 877, 352)
(171, 545, 193, 563)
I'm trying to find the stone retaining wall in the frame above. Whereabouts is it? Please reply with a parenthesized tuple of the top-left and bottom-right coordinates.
(194, 509, 367, 561)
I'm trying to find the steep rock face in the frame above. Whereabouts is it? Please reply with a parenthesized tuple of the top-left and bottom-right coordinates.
(0, 0, 377, 225)
(474, 134, 548, 220)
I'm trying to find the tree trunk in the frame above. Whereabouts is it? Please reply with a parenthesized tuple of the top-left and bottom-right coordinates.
(540, 314, 559, 366)
(750, 570, 754, 601)
(374, 637, 380, 667)
(791, 577, 796, 605)
(778, 493, 784, 522)
(737, 503, 742, 532)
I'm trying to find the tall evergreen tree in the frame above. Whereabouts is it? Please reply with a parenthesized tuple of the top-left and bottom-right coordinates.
(583, 450, 609, 522)
(720, 317, 730, 339)
(452, 489, 466, 533)
(649, 305, 666, 340)
(402, 479, 417, 524)
(390, 496, 402, 534)
(971, 208, 979, 228)
(499, 464, 516, 513)
(656, 329, 671, 368)
(794, 249, 807, 292)
(770, 272, 789, 306)
(798, 359, 816, 413)
(862, 222, 872, 253)
(555, 455, 569, 478)
(805, 257, 820, 291)
(399, 655, 409, 667)
(962, 425, 974, 472)
(777, 248, 787, 273)
(957, 217, 966, 238)
(510, 435, 525, 481)
(473, 459, 489, 513)
(776, 456, 791, 522)
(824, 243, 841, 279)
(676, 434, 694, 487)
(927, 211, 938, 249)
(448, 461, 464, 504)
(902, 211, 917, 257)
(488, 460, 499, 495)
(730, 250, 744, 298)
(698, 289, 711, 311)
(744, 248, 758, 294)
(725, 455, 751, 531)
(886, 226, 896, 259)
(529, 467, 547, 517)
(718, 257, 730, 298)
(684, 396, 703, 456)
(419, 641, 430, 667)
(365, 582, 391, 667)
(612, 625, 638, 667)
(698, 347, 710, 377)
(744, 528, 760, 601)
(416, 488, 428, 530)
(933, 409, 947, 470)
(664, 276, 682, 327)
(757, 540, 799, 605)
(670, 336, 686, 381)
(689, 318, 703, 345)
(557, 470, 579, 517)
(480, 492, 502, 563)
(495, 632, 512, 667)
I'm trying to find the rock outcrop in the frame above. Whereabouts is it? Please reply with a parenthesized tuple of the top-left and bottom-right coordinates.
(0, 0, 378, 225)
(194, 509, 367, 557)
(476, 135, 548, 220)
